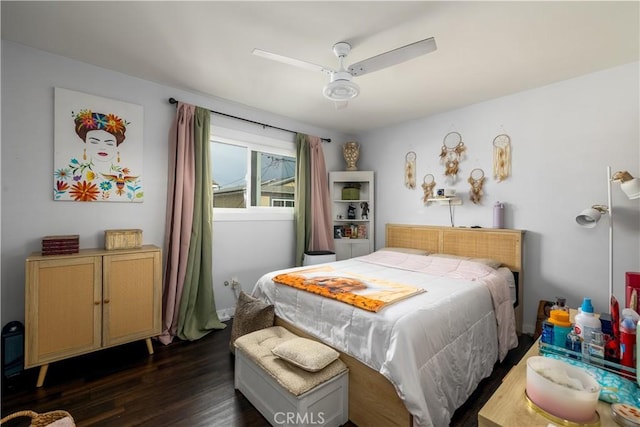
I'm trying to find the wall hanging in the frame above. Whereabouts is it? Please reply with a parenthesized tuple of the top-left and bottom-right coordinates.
(421, 174, 436, 204)
(404, 151, 417, 189)
(468, 168, 485, 204)
(440, 131, 466, 182)
(493, 134, 511, 182)
(54, 88, 143, 202)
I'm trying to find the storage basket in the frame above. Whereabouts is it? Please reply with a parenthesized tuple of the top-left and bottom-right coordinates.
(0, 410, 75, 427)
(341, 187, 360, 200)
(104, 229, 142, 250)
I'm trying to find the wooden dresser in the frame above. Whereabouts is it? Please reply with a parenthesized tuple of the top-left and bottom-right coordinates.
(25, 245, 162, 387)
(478, 339, 618, 426)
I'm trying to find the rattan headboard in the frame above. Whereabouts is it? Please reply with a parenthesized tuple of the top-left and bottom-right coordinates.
(385, 224, 524, 272)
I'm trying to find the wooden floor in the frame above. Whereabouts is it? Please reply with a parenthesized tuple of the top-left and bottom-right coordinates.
(1, 321, 534, 426)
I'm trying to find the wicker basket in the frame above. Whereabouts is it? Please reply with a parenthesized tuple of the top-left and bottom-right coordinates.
(0, 410, 75, 427)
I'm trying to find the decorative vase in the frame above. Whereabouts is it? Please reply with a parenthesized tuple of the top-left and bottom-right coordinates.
(343, 141, 360, 171)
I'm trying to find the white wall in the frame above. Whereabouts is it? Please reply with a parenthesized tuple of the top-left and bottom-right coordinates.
(3, 40, 638, 336)
(0, 40, 348, 326)
(358, 62, 640, 333)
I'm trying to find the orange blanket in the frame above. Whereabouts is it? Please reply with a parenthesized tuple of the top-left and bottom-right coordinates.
(272, 266, 425, 312)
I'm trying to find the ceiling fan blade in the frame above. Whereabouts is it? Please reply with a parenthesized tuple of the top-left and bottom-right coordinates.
(348, 37, 437, 77)
(252, 48, 333, 75)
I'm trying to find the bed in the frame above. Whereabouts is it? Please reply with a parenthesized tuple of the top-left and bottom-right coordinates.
(251, 224, 524, 427)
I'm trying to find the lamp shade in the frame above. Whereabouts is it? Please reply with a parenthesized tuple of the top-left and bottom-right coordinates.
(323, 79, 359, 101)
(621, 178, 640, 200)
(323, 70, 359, 101)
(576, 207, 603, 228)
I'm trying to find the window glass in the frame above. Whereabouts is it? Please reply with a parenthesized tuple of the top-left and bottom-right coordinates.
(210, 132, 296, 216)
(211, 142, 247, 208)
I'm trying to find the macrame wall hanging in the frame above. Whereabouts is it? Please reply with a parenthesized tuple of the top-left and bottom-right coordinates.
(421, 174, 436, 204)
(468, 168, 485, 204)
(405, 151, 416, 189)
(440, 131, 466, 182)
(493, 134, 511, 182)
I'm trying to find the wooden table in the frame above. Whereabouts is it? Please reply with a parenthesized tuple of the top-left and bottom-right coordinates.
(478, 339, 618, 426)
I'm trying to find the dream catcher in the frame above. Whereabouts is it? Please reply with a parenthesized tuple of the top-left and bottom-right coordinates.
(421, 174, 436, 204)
(468, 168, 485, 204)
(493, 134, 511, 182)
(440, 132, 466, 182)
(405, 151, 416, 189)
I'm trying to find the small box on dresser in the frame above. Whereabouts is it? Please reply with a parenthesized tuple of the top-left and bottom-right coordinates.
(104, 229, 142, 250)
(41, 235, 79, 256)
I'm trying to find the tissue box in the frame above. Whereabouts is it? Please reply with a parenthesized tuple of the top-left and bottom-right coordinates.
(105, 229, 142, 250)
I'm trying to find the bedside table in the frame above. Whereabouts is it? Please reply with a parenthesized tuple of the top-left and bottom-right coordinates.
(478, 339, 619, 426)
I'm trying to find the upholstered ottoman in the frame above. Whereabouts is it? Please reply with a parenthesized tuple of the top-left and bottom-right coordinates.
(234, 326, 348, 427)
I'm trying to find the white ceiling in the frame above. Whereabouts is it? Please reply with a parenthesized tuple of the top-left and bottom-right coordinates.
(2, 1, 639, 135)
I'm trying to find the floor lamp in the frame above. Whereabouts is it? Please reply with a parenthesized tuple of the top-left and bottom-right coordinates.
(576, 166, 640, 308)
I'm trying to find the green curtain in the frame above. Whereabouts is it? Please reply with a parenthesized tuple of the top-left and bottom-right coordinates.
(294, 133, 311, 266)
(177, 106, 226, 340)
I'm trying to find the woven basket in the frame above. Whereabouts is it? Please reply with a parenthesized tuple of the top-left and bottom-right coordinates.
(0, 410, 75, 427)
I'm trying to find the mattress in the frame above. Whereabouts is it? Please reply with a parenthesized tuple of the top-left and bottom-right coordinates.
(252, 250, 518, 427)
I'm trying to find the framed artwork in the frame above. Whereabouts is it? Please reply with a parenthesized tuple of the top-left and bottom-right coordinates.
(53, 88, 143, 202)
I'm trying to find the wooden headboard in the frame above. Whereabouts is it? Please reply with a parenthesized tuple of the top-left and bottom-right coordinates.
(385, 224, 523, 272)
(386, 223, 525, 333)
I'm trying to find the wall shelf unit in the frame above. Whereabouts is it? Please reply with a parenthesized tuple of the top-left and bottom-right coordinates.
(330, 171, 374, 261)
(426, 197, 463, 206)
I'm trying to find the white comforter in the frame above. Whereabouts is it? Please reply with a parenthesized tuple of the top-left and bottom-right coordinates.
(252, 250, 518, 427)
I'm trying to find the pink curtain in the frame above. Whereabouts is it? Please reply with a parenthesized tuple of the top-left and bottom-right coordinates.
(308, 136, 334, 251)
(158, 102, 196, 345)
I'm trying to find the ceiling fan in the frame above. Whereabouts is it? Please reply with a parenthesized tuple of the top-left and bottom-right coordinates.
(252, 37, 437, 108)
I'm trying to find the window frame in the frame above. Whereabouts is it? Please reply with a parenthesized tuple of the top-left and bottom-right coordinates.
(210, 125, 296, 222)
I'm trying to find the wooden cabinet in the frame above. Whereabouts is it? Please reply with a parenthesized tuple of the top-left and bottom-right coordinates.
(330, 171, 374, 261)
(25, 245, 161, 387)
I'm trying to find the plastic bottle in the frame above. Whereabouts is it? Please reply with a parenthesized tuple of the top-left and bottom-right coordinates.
(574, 298, 602, 363)
(541, 319, 554, 345)
(493, 202, 504, 229)
(620, 309, 638, 370)
(548, 309, 572, 348)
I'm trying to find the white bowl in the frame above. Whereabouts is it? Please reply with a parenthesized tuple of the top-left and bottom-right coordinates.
(526, 356, 600, 422)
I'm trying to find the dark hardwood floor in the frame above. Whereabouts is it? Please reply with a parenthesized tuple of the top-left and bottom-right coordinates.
(1, 321, 534, 426)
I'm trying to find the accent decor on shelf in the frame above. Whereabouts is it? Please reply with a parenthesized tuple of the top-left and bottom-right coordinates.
(342, 141, 360, 171)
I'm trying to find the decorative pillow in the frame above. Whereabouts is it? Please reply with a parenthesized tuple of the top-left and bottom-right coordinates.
(428, 253, 502, 269)
(271, 337, 340, 372)
(379, 247, 429, 255)
(229, 291, 275, 354)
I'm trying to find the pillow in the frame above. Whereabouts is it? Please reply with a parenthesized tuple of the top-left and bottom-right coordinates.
(428, 253, 502, 269)
(271, 337, 340, 372)
(379, 247, 429, 255)
(229, 291, 275, 354)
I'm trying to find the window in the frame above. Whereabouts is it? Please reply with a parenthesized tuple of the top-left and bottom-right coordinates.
(210, 126, 296, 220)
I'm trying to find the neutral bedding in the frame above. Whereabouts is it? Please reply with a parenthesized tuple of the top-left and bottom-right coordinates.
(252, 249, 518, 427)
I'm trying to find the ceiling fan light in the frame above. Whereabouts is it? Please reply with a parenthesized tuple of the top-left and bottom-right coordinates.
(323, 79, 359, 101)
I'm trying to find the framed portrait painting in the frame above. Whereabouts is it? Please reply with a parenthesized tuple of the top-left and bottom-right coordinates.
(53, 88, 144, 202)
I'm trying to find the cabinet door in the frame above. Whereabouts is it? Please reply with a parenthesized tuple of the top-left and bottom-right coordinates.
(102, 250, 161, 347)
(25, 256, 102, 367)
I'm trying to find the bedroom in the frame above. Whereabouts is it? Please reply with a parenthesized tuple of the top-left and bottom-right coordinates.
(1, 1, 639, 426)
